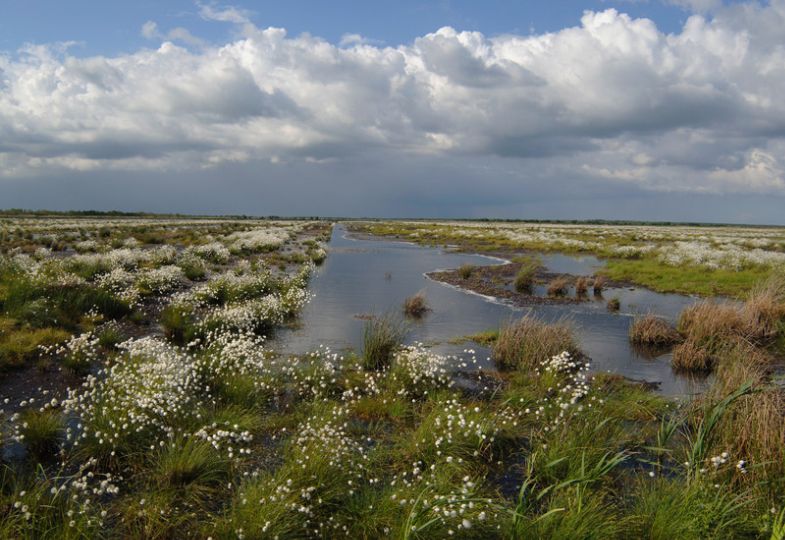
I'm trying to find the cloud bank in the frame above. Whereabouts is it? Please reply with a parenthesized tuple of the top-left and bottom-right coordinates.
(1, 2, 784, 219)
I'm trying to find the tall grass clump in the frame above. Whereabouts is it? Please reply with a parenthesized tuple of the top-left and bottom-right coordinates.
(629, 314, 680, 346)
(457, 264, 476, 279)
(592, 275, 606, 295)
(362, 315, 405, 370)
(152, 436, 230, 505)
(547, 276, 569, 296)
(0, 327, 70, 370)
(402, 291, 429, 318)
(574, 276, 589, 296)
(740, 272, 785, 340)
(492, 315, 578, 371)
(514, 257, 539, 292)
(19, 409, 63, 461)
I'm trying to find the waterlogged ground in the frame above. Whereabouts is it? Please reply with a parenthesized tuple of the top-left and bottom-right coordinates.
(1, 215, 783, 539)
(278, 225, 705, 395)
(352, 220, 785, 297)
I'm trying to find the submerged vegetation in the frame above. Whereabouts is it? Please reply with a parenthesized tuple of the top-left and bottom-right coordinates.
(0, 215, 784, 538)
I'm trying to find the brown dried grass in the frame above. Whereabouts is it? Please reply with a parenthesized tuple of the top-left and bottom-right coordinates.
(403, 291, 429, 318)
(629, 314, 680, 346)
(547, 276, 569, 296)
(492, 315, 579, 371)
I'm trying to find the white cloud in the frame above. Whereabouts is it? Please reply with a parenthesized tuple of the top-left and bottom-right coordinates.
(666, 0, 723, 13)
(140, 20, 207, 48)
(2, 1, 785, 201)
(197, 1, 252, 25)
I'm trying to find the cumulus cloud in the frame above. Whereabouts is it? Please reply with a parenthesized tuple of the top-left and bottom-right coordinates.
(141, 20, 207, 48)
(1, 0, 785, 213)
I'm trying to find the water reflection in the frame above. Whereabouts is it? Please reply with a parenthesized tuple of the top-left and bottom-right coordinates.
(275, 225, 707, 396)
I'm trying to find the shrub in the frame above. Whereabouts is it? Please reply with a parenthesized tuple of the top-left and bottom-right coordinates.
(629, 315, 680, 346)
(403, 291, 429, 318)
(362, 315, 405, 371)
(492, 315, 579, 371)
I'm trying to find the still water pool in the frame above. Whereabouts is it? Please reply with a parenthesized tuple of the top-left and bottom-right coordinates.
(276, 225, 708, 396)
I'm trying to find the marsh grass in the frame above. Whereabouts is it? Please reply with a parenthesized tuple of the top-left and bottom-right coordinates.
(629, 314, 680, 346)
(672, 337, 714, 371)
(362, 314, 406, 370)
(674, 278, 785, 372)
(458, 264, 476, 279)
(152, 436, 230, 505)
(492, 315, 578, 371)
(20, 409, 63, 461)
(574, 276, 589, 296)
(513, 257, 539, 292)
(403, 291, 429, 318)
(0, 327, 70, 370)
(546, 276, 569, 297)
(606, 297, 620, 311)
(592, 275, 606, 295)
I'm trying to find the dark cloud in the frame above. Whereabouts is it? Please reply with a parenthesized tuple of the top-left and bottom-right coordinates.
(1, 2, 785, 220)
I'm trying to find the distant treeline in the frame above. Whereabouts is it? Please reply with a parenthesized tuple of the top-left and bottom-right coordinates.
(1, 209, 781, 228)
(0, 209, 326, 221)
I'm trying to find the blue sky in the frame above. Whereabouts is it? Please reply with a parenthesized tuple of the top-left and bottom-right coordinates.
(0, 0, 784, 223)
(1, 1, 719, 56)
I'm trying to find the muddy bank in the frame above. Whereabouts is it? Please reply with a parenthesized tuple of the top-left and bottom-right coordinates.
(426, 261, 626, 308)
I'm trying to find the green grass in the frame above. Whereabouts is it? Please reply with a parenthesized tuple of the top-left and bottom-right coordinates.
(362, 314, 406, 370)
(0, 327, 70, 370)
(603, 259, 771, 298)
(19, 409, 63, 461)
(513, 256, 540, 292)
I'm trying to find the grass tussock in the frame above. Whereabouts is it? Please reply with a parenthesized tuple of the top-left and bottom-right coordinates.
(672, 337, 714, 372)
(547, 276, 569, 297)
(607, 297, 620, 312)
(574, 276, 589, 296)
(492, 315, 579, 371)
(513, 257, 539, 292)
(592, 275, 607, 295)
(629, 314, 680, 346)
(362, 314, 406, 370)
(674, 275, 785, 371)
(402, 291, 429, 318)
(457, 264, 476, 279)
(0, 327, 71, 370)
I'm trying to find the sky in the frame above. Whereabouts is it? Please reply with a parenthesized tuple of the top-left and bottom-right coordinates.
(1, 0, 784, 223)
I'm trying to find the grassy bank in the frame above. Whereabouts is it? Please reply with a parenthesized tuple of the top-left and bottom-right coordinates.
(349, 221, 785, 298)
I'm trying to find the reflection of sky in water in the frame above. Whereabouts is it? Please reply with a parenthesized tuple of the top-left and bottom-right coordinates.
(274, 225, 708, 396)
(540, 252, 604, 275)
